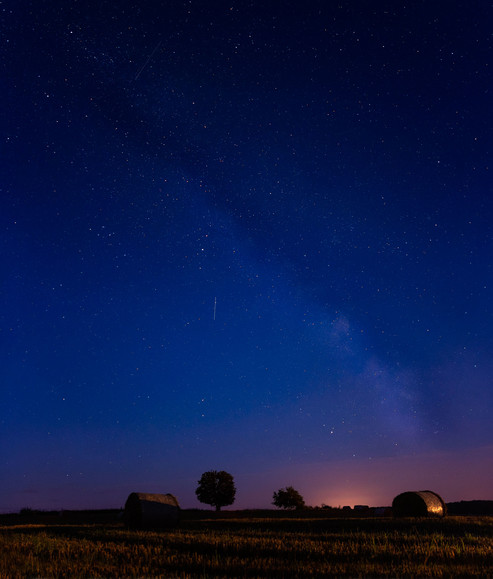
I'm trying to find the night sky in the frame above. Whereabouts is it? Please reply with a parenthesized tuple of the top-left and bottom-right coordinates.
(2, 1, 492, 512)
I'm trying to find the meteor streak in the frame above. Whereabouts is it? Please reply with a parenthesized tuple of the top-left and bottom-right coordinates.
(135, 41, 162, 80)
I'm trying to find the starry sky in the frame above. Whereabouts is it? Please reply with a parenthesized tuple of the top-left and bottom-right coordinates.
(1, 1, 492, 512)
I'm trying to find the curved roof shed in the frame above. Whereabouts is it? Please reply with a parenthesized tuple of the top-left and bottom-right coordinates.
(123, 492, 180, 528)
(392, 490, 446, 518)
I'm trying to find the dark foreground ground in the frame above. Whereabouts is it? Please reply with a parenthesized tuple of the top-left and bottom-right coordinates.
(1, 509, 492, 577)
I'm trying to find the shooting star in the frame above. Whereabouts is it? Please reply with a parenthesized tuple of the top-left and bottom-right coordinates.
(135, 41, 162, 80)
(213, 296, 217, 321)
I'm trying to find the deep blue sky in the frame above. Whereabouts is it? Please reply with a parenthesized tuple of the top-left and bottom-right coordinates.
(1, 0, 492, 511)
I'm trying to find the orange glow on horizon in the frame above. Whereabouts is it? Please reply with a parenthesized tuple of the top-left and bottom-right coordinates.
(313, 490, 379, 509)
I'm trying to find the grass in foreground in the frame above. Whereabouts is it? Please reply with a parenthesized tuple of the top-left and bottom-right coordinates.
(0, 513, 492, 577)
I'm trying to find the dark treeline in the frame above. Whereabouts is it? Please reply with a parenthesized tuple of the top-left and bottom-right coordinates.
(2, 500, 493, 524)
(446, 501, 493, 516)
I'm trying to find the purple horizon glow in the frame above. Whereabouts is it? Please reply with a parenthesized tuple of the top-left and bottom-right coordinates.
(3, 446, 492, 513)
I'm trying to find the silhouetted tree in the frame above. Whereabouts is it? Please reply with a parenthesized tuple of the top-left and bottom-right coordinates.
(272, 486, 305, 510)
(195, 470, 236, 511)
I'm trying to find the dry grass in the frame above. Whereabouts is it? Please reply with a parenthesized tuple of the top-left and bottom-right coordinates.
(0, 513, 492, 577)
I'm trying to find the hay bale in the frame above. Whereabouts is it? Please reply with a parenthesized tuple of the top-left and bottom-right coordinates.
(123, 492, 180, 528)
(392, 490, 446, 518)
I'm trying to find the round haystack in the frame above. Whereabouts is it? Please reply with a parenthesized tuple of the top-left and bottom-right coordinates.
(123, 492, 180, 528)
(392, 490, 446, 518)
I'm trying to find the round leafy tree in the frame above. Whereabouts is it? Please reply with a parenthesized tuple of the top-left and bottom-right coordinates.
(272, 486, 305, 510)
(195, 470, 236, 511)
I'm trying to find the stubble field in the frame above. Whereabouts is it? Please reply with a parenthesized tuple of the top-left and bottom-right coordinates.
(0, 510, 492, 577)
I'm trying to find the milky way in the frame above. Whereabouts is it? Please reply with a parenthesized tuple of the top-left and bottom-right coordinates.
(1, 1, 492, 511)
